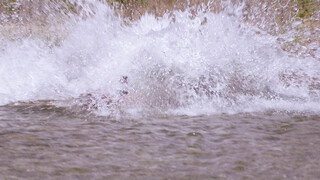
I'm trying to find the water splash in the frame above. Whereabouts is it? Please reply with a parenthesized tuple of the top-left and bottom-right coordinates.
(0, 1, 319, 116)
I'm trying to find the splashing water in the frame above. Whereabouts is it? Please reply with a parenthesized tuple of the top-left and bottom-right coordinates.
(0, 1, 319, 116)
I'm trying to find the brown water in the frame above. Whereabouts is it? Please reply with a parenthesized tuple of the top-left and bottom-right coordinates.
(0, 102, 319, 179)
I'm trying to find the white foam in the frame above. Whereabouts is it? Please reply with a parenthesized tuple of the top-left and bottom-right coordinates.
(0, 2, 319, 115)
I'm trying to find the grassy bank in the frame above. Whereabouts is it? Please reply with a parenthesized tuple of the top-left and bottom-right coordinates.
(1, 0, 319, 56)
(1, 0, 318, 27)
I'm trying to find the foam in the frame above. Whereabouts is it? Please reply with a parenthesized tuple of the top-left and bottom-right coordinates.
(0, 2, 319, 115)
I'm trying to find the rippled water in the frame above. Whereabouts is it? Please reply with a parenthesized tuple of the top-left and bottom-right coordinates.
(0, 102, 319, 179)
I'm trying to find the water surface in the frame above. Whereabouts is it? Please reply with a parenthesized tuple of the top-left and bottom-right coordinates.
(0, 102, 319, 179)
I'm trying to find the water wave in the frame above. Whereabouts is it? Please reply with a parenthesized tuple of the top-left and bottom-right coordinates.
(0, 2, 319, 115)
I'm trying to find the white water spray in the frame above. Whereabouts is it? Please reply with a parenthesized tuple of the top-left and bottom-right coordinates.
(0, 1, 319, 115)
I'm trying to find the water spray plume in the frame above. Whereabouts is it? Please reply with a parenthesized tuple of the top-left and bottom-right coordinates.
(0, 0, 319, 116)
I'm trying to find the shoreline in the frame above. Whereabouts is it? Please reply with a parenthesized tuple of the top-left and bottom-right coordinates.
(1, 0, 319, 57)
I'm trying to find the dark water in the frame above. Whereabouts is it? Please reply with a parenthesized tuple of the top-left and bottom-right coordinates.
(0, 102, 319, 179)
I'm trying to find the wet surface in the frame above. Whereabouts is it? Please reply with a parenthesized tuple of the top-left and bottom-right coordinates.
(0, 102, 320, 179)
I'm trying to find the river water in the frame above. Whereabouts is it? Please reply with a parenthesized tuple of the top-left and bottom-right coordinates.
(0, 102, 320, 179)
(0, 1, 320, 179)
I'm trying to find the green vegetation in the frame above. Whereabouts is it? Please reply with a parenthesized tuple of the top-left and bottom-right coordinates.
(233, 166, 245, 171)
(1, 0, 319, 22)
(62, 0, 78, 13)
(297, 0, 317, 18)
(1, 0, 19, 16)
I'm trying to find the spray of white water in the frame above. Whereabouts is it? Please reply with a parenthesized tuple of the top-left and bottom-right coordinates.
(0, 1, 319, 116)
